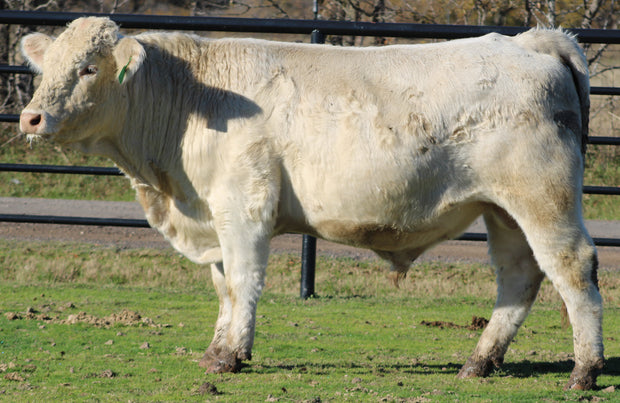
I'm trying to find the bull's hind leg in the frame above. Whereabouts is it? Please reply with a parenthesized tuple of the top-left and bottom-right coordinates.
(458, 209, 545, 378)
(521, 221, 603, 390)
(484, 185, 603, 388)
(468, 113, 604, 388)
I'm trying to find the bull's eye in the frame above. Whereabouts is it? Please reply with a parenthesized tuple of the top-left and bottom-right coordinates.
(78, 65, 98, 78)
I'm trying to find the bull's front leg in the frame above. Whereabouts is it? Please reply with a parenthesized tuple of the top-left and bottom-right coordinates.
(200, 223, 271, 373)
(199, 262, 235, 372)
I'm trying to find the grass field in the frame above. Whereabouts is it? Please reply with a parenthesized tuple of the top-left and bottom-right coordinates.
(0, 241, 618, 401)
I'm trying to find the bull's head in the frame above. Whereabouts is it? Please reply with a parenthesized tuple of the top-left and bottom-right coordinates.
(20, 17, 144, 147)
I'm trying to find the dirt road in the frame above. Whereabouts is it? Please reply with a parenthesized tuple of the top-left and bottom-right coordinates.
(0, 197, 618, 268)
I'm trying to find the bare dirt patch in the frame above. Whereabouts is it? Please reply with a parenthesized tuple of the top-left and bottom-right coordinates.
(4, 307, 167, 328)
(196, 382, 221, 396)
(420, 316, 489, 330)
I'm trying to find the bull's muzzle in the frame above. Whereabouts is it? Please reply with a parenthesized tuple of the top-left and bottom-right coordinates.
(19, 110, 45, 135)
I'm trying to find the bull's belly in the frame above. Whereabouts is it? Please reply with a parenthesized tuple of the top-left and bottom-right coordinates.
(300, 202, 486, 252)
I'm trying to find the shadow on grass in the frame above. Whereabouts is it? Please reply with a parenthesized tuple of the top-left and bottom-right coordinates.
(501, 359, 573, 378)
(247, 357, 620, 388)
(502, 357, 620, 390)
(245, 361, 463, 375)
(502, 356, 619, 377)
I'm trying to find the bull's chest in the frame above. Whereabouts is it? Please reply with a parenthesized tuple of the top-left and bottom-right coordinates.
(133, 183, 221, 264)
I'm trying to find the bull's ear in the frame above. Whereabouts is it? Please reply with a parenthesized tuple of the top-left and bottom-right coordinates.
(113, 36, 145, 85)
(21, 33, 54, 74)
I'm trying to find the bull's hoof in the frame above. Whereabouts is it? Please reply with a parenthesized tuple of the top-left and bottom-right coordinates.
(199, 349, 244, 373)
(457, 357, 494, 379)
(204, 357, 243, 374)
(564, 360, 604, 391)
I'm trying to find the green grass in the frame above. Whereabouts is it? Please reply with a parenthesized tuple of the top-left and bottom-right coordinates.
(0, 240, 618, 401)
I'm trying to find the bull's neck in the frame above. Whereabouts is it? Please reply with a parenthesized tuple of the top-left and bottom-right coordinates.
(115, 48, 197, 187)
(99, 36, 264, 191)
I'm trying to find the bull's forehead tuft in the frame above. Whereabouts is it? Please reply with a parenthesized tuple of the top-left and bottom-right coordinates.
(52, 17, 119, 60)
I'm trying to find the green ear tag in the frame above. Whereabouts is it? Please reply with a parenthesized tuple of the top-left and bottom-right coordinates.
(118, 56, 132, 84)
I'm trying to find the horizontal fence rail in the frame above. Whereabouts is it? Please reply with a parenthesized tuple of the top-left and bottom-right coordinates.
(2, 163, 617, 194)
(0, 163, 123, 176)
(0, 65, 32, 74)
(0, 212, 617, 247)
(0, 213, 149, 228)
(7, 62, 620, 96)
(590, 87, 620, 96)
(4, 112, 618, 146)
(583, 186, 620, 196)
(2, 10, 620, 43)
(588, 136, 620, 146)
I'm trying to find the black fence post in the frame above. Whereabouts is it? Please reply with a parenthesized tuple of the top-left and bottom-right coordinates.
(300, 29, 325, 300)
(300, 234, 317, 299)
(310, 28, 325, 45)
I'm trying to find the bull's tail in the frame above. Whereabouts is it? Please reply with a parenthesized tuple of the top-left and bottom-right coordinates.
(513, 28, 590, 154)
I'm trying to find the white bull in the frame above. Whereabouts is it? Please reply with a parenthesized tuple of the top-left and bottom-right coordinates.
(19, 17, 603, 390)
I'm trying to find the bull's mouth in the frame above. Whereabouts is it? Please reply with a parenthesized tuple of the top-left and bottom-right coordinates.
(26, 133, 52, 144)
(27, 130, 80, 148)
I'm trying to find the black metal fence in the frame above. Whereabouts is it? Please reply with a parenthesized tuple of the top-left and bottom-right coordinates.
(1, 11, 618, 297)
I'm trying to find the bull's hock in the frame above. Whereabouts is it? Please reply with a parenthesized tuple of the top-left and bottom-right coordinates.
(1, 197, 618, 240)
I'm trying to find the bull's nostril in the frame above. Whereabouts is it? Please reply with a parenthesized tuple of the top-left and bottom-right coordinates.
(20, 112, 45, 134)
(29, 115, 42, 126)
